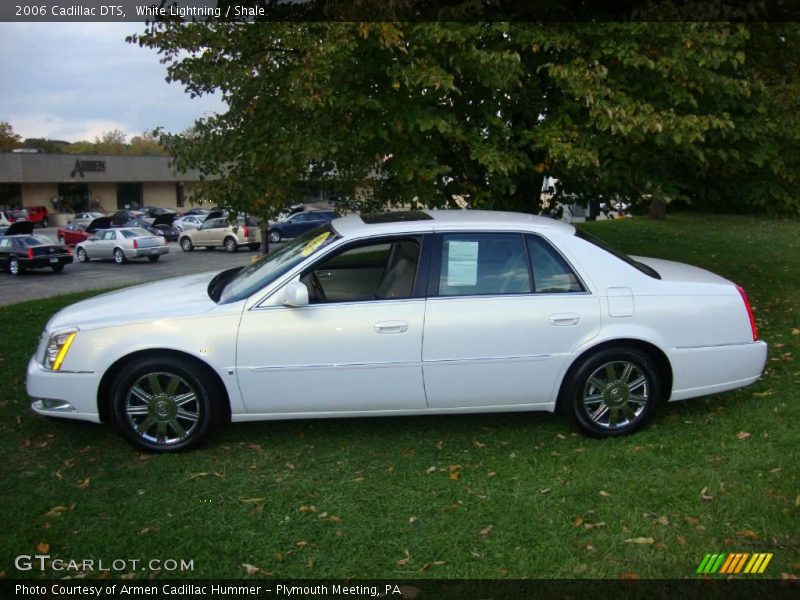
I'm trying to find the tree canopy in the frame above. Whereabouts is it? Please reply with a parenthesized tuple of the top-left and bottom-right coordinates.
(131, 20, 800, 218)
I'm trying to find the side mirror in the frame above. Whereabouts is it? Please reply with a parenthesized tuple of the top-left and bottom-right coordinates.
(282, 281, 309, 307)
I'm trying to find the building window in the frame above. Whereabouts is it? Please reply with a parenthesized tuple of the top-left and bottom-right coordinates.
(176, 182, 185, 208)
(117, 183, 143, 210)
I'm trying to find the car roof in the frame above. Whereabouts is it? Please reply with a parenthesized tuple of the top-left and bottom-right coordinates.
(331, 209, 576, 238)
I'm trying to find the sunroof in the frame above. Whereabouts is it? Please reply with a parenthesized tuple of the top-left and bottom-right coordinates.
(360, 211, 433, 224)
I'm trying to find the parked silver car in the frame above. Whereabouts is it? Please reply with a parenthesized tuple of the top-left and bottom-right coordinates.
(179, 218, 261, 252)
(75, 227, 169, 264)
(174, 215, 205, 232)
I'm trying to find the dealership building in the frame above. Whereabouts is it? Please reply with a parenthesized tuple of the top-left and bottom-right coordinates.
(0, 152, 206, 225)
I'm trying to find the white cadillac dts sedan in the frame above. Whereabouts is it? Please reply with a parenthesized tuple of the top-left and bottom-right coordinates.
(27, 210, 767, 452)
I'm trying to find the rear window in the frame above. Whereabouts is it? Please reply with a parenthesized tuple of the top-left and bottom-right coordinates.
(121, 228, 152, 238)
(576, 230, 660, 279)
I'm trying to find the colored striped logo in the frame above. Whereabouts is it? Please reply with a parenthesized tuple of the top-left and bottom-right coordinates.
(696, 553, 773, 574)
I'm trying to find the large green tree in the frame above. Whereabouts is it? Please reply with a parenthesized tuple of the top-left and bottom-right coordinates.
(0, 121, 21, 152)
(131, 19, 800, 230)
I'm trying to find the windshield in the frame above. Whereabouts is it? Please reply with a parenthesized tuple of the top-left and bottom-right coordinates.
(217, 224, 340, 304)
(575, 230, 661, 279)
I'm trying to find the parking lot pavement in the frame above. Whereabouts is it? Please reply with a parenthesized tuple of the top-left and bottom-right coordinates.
(0, 228, 277, 306)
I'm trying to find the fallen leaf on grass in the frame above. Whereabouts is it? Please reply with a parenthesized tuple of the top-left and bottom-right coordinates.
(395, 549, 411, 567)
(472, 440, 486, 449)
(736, 529, 759, 540)
(625, 537, 655, 545)
(295, 541, 311, 548)
(449, 471, 461, 481)
(540, 488, 550, 494)
(426, 466, 437, 474)
(792, 328, 799, 335)
(298, 505, 317, 513)
(584, 522, 606, 530)
(185, 471, 224, 481)
(238, 497, 267, 504)
(36, 543, 49, 553)
(780, 573, 798, 580)
(655, 515, 669, 526)
(241, 563, 272, 576)
(685, 516, 701, 526)
(795, 495, 800, 507)
(737, 431, 751, 441)
(700, 487, 714, 501)
(572, 516, 584, 528)
(619, 572, 639, 580)
(436, 440, 444, 450)
(401, 448, 416, 457)
(417, 561, 446, 572)
(76, 477, 91, 490)
(478, 525, 493, 538)
(44, 504, 75, 518)
(677, 536, 687, 546)
(599, 490, 612, 498)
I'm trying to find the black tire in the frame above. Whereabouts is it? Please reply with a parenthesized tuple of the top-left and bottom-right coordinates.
(76, 247, 89, 263)
(109, 355, 225, 453)
(113, 248, 127, 264)
(563, 346, 663, 438)
(9, 257, 23, 276)
(268, 230, 281, 243)
(147, 255, 160, 262)
(223, 237, 238, 253)
(180, 237, 193, 252)
(42, 217, 49, 227)
(51, 263, 64, 273)
(249, 243, 261, 251)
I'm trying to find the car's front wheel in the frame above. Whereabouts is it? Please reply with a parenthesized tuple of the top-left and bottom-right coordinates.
(113, 248, 127, 264)
(268, 230, 281, 243)
(563, 346, 663, 438)
(110, 356, 224, 453)
(223, 237, 238, 253)
(180, 237, 193, 252)
(76, 247, 88, 262)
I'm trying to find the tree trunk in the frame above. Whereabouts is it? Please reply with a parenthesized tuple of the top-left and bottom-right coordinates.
(260, 224, 270, 255)
(648, 197, 667, 220)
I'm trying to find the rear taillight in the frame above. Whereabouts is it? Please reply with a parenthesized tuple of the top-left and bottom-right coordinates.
(133, 239, 138, 249)
(27, 248, 34, 259)
(243, 226, 249, 237)
(736, 285, 758, 342)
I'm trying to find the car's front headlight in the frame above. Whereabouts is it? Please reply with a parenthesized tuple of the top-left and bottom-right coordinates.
(43, 330, 77, 371)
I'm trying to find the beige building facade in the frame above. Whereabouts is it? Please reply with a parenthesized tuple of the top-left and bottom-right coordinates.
(0, 153, 206, 225)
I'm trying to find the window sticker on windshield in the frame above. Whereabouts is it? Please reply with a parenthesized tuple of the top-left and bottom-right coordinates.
(446, 240, 479, 286)
(302, 232, 331, 256)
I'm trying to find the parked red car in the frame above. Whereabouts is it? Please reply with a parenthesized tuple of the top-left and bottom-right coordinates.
(57, 216, 111, 246)
(25, 206, 51, 227)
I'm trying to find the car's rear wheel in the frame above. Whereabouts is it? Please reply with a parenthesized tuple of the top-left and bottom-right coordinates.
(147, 255, 160, 262)
(180, 237, 193, 252)
(268, 230, 281, 243)
(110, 356, 224, 453)
(114, 248, 127, 264)
(563, 346, 662, 438)
(42, 217, 49, 227)
(9, 257, 23, 275)
(76, 247, 88, 262)
(51, 264, 64, 273)
(224, 237, 238, 253)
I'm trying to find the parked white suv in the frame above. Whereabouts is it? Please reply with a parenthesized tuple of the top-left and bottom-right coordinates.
(178, 217, 261, 252)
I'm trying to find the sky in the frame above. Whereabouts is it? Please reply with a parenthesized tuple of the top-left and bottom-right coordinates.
(0, 22, 225, 142)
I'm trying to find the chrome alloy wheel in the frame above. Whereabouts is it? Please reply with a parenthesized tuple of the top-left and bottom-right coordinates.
(124, 372, 201, 445)
(581, 361, 649, 431)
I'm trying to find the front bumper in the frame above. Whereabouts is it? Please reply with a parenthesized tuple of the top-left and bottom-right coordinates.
(26, 356, 101, 423)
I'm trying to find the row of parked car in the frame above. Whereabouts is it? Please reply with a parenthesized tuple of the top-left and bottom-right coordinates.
(0, 204, 339, 275)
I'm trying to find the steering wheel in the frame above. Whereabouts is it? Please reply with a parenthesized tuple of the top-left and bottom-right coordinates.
(310, 272, 328, 303)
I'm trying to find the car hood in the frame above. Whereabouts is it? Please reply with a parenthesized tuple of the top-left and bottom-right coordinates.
(87, 216, 112, 231)
(46, 271, 225, 332)
(152, 212, 176, 226)
(4, 221, 34, 235)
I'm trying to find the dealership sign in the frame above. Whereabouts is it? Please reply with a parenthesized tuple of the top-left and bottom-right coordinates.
(70, 160, 106, 178)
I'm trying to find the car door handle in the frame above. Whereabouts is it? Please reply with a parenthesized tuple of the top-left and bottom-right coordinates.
(549, 313, 580, 326)
(374, 321, 409, 334)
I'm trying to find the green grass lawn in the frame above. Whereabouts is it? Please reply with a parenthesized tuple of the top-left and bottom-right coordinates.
(0, 213, 797, 580)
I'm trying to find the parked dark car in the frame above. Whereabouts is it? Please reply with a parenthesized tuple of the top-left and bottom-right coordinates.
(124, 213, 180, 242)
(0, 221, 73, 275)
(57, 216, 111, 246)
(268, 210, 336, 243)
(140, 206, 176, 219)
(110, 209, 145, 226)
